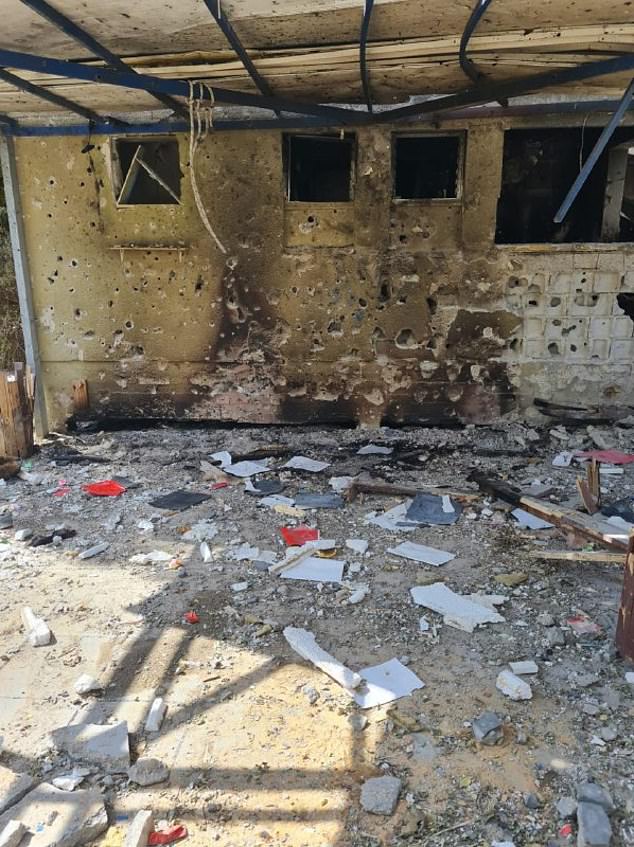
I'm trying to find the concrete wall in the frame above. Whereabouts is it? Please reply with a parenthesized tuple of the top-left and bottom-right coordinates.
(12, 119, 634, 429)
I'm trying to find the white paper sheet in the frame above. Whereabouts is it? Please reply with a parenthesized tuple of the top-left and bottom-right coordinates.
(511, 508, 553, 530)
(388, 541, 454, 566)
(357, 444, 393, 455)
(354, 658, 425, 708)
(224, 460, 271, 477)
(365, 501, 415, 531)
(283, 456, 330, 472)
(281, 556, 345, 583)
(410, 583, 506, 633)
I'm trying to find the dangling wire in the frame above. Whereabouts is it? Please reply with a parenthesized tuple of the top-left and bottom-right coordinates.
(188, 80, 227, 254)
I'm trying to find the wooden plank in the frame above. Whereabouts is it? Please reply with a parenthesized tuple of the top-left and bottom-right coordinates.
(528, 550, 624, 563)
(0, 364, 34, 459)
(72, 379, 89, 413)
(616, 534, 634, 660)
(345, 478, 480, 504)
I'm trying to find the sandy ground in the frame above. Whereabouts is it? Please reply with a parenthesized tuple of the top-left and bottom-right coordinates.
(1, 421, 633, 846)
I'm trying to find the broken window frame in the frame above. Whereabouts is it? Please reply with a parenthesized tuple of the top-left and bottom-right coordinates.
(391, 131, 465, 202)
(111, 136, 182, 208)
(284, 132, 356, 203)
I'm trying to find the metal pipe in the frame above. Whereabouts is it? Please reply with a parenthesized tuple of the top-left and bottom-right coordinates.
(459, 0, 493, 84)
(359, 0, 375, 113)
(554, 77, 634, 222)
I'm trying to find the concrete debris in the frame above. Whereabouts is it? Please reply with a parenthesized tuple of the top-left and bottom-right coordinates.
(230, 581, 249, 592)
(128, 758, 169, 786)
(145, 698, 167, 732)
(0, 783, 108, 847)
(13, 529, 32, 542)
(0, 821, 26, 847)
(182, 521, 218, 542)
(0, 514, 13, 530)
(345, 538, 368, 555)
(577, 801, 612, 847)
(347, 584, 369, 605)
(410, 583, 505, 632)
(625, 672, 634, 684)
(577, 784, 614, 812)
(74, 675, 101, 695)
(472, 712, 504, 746)
(50, 721, 130, 772)
(360, 776, 402, 816)
(357, 444, 393, 455)
(283, 627, 362, 691)
(124, 810, 154, 847)
(348, 714, 368, 732)
(301, 684, 320, 705)
(509, 661, 538, 675)
(129, 550, 172, 565)
(21, 607, 52, 646)
(200, 541, 212, 563)
(388, 541, 455, 566)
(78, 542, 109, 560)
(557, 797, 578, 819)
(496, 670, 533, 701)
(0, 766, 35, 815)
(52, 768, 91, 792)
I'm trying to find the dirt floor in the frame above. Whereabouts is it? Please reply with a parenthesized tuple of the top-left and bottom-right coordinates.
(1, 421, 634, 846)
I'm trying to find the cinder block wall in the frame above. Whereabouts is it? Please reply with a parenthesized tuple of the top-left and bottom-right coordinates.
(12, 118, 634, 429)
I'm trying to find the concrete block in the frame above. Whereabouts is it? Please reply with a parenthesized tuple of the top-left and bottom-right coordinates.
(577, 801, 612, 847)
(592, 270, 622, 291)
(50, 722, 130, 772)
(0, 784, 107, 847)
(524, 318, 545, 340)
(496, 670, 532, 701)
(509, 661, 538, 675)
(577, 784, 614, 812)
(610, 339, 634, 361)
(0, 766, 35, 815)
(127, 758, 169, 787)
(124, 811, 154, 847)
(472, 711, 503, 745)
(590, 339, 610, 361)
(145, 698, 167, 733)
(360, 776, 402, 816)
(612, 317, 634, 339)
(589, 318, 612, 340)
(21, 608, 51, 647)
(0, 821, 26, 847)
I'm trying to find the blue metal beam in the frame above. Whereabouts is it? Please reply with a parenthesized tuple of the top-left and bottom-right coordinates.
(0, 67, 122, 125)
(18, 0, 186, 117)
(201, 0, 279, 115)
(375, 52, 634, 122)
(459, 0, 493, 84)
(360, 0, 375, 113)
(0, 114, 18, 129)
(0, 47, 368, 124)
(554, 77, 634, 223)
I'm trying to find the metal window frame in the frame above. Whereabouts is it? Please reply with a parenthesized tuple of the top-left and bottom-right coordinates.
(284, 132, 356, 203)
(391, 131, 466, 202)
(110, 135, 182, 208)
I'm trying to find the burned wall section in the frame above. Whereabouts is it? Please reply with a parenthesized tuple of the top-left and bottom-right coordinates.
(12, 118, 634, 429)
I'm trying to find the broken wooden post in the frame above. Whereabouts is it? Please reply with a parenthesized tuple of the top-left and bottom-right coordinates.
(616, 533, 634, 661)
(0, 363, 35, 459)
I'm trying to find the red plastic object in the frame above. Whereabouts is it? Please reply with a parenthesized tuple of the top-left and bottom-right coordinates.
(53, 480, 71, 497)
(82, 480, 127, 497)
(566, 613, 602, 636)
(280, 526, 319, 546)
(559, 823, 573, 838)
(184, 611, 199, 624)
(212, 482, 229, 490)
(148, 826, 188, 845)
(575, 449, 634, 465)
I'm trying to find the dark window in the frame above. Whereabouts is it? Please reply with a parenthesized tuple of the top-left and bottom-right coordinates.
(114, 139, 181, 205)
(496, 128, 634, 244)
(393, 135, 461, 199)
(286, 134, 353, 202)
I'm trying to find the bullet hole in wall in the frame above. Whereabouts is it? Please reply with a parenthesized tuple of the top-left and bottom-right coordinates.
(395, 328, 417, 348)
(548, 342, 560, 355)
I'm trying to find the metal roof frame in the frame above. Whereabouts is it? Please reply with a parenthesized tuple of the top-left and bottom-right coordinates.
(359, 0, 375, 113)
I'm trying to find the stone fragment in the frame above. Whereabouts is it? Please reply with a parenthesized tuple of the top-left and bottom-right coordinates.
(74, 675, 101, 695)
(524, 793, 541, 809)
(495, 572, 528, 587)
(145, 698, 167, 732)
(0, 514, 12, 530)
(301, 685, 319, 705)
(13, 530, 32, 542)
(577, 784, 614, 812)
(128, 758, 169, 787)
(577, 801, 612, 847)
(496, 670, 532, 701)
(509, 661, 538, 675)
(21, 608, 51, 647)
(0, 766, 35, 815)
(51, 768, 90, 792)
(50, 721, 130, 772)
(124, 810, 154, 847)
(0, 821, 25, 847)
(360, 776, 402, 816)
(557, 797, 578, 819)
(537, 613, 556, 627)
(545, 628, 566, 647)
(599, 727, 618, 742)
(0, 783, 108, 847)
(348, 715, 368, 732)
(78, 542, 109, 561)
(472, 712, 503, 746)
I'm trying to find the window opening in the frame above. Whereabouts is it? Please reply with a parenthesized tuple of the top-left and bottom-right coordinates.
(393, 135, 462, 199)
(114, 139, 181, 205)
(286, 134, 354, 202)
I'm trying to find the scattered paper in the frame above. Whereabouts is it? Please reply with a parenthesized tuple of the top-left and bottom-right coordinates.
(346, 538, 369, 555)
(330, 476, 356, 493)
(388, 541, 455, 567)
(224, 460, 270, 477)
(357, 444, 393, 455)
(281, 556, 345, 584)
(210, 450, 232, 468)
(410, 583, 505, 633)
(283, 456, 330, 473)
(354, 658, 425, 708)
(227, 544, 260, 561)
(552, 451, 573, 467)
(365, 501, 416, 532)
(511, 508, 553, 530)
(283, 626, 362, 690)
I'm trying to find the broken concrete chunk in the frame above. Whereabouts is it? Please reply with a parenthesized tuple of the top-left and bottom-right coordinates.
(577, 784, 614, 812)
(472, 712, 503, 746)
(496, 670, 532, 701)
(557, 797, 578, 819)
(346, 538, 368, 555)
(13, 529, 32, 542)
(128, 758, 169, 787)
(509, 661, 538, 675)
(74, 675, 101, 695)
(200, 541, 212, 563)
(78, 542, 109, 560)
(0, 783, 108, 847)
(124, 810, 154, 847)
(283, 627, 362, 691)
(0, 821, 26, 847)
(410, 583, 505, 633)
(51, 767, 91, 792)
(577, 801, 612, 847)
(0, 766, 35, 815)
(347, 584, 369, 605)
(21, 607, 51, 647)
(360, 776, 402, 816)
(145, 697, 167, 732)
(50, 721, 130, 772)
(0, 514, 13, 531)
(129, 550, 172, 566)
